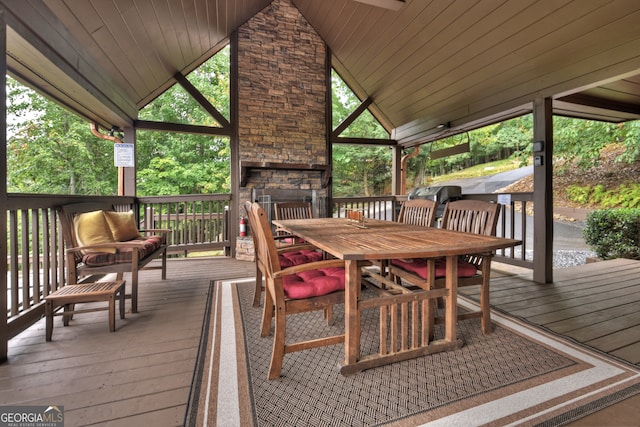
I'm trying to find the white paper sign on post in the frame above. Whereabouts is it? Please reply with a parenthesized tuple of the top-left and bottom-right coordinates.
(114, 143, 135, 167)
(497, 194, 511, 206)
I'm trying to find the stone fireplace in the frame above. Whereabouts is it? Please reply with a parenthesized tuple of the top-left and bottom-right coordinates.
(235, 0, 330, 259)
(237, 0, 329, 209)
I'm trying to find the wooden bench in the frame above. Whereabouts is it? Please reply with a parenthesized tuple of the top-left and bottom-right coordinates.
(57, 202, 170, 313)
(45, 280, 126, 341)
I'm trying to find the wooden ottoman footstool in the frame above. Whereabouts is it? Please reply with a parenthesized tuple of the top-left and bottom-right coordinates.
(45, 280, 126, 341)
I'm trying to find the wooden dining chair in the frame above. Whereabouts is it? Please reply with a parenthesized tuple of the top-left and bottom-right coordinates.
(389, 199, 501, 335)
(397, 199, 439, 227)
(273, 201, 313, 244)
(368, 199, 439, 286)
(243, 201, 323, 307)
(249, 202, 345, 379)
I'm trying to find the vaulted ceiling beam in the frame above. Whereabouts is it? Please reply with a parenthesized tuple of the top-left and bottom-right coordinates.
(174, 72, 231, 129)
(331, 137, 396, 146)
(557, 93, 640, 116)
(332, 96, 373, 138)
(134, 119, 232, 136)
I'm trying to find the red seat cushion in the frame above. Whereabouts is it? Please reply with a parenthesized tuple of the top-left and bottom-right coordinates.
(278, 249, 323, 268)
(282, 267, 345, 299)
(391, 258, 478, 280)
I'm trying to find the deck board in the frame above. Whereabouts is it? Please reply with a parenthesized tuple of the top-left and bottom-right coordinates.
(461, 257, 640, 369)
(2, 257, 254, 426)
(2, 256, 640, 425)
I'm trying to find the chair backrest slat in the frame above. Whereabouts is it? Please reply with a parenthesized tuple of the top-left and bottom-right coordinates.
(441, 199, 500, 236)
(249, 202, 282, 277)
(398, 199, 438, 227)
(274, 202, 313, 221)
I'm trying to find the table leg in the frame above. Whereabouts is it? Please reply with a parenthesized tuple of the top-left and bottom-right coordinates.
(108, 294, 116, 332)
(444, 255, 458, 343)
(343, 260, 361, 368)
(45, 300, 53, 342)
(119, 283, 126, 319)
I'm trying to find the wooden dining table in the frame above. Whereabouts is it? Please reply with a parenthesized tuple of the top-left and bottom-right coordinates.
(272, 217, 521, 375)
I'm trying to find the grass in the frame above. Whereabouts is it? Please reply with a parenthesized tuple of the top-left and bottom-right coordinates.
(428, 158, 525, 183)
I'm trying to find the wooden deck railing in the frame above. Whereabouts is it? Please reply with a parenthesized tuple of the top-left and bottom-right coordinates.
(137, 194, 231, 256)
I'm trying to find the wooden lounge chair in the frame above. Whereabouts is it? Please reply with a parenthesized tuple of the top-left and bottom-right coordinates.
(248, 202, 345, 379)
(243, 201, 322, 307)
(389, 199, 501, 335)
(57, 202, 170, 313)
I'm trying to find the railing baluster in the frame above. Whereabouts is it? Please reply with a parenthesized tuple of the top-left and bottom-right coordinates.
(21, 210, 30, 310)
(9, 211, 19, 316)
(31, 209, 41, 305)
(42, 210, 51, 297)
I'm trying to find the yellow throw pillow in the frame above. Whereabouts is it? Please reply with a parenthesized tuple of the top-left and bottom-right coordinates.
(74, 210, 116, 254)
(103, 211, 141, 241)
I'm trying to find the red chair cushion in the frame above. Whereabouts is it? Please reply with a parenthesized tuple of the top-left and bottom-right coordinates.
(279, 249, 323, 268)
(391, 258, 478, 280)
(282, 267, 345, 299)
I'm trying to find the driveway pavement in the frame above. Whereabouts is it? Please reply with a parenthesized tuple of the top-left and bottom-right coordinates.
(434, 166, 593, 252)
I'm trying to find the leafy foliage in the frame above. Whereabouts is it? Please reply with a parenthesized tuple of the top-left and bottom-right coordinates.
(136, 47, 231, 196)
(553, 117, 622, 172)
(584, 209, 640, 259)
(331, 70, 391, 196)
(6, 47, 231, 196)
(6, 78, 116, 194)
(567, 183, 640, 208)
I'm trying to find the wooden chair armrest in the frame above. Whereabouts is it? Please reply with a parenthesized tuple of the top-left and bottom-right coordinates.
(273, 234, 309, 246)
(273, 259, 345, 278)
(65, 241, 147, 254)
(139, 229, 171, 242)
(139, 228, 171, 234)
(276, 243, 317, 254)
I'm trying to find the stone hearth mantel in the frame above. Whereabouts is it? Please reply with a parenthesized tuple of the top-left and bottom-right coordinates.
(240, 161, 330, 188)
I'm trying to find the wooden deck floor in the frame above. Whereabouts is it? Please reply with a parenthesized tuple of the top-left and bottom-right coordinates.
(1, 257, 255, 427)
(2, 256, 639, 426)
(462, 257, 640, 367)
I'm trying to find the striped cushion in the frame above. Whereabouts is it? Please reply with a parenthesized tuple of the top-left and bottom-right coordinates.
(81, 236, 163, 267)
(391, 258, 478, 280)
(282, 267, 345, 299)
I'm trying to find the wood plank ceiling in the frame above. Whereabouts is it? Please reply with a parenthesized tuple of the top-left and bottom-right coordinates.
(4, 0, 640, 147)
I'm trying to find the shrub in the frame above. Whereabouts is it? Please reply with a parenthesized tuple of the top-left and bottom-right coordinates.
(565, 185, 590, 204)
(583, 208, 640, 260)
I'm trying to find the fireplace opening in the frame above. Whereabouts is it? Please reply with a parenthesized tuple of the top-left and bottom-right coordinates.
(251, 188, 326, 225)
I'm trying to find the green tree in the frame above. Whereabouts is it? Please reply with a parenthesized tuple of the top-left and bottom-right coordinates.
(137, 48, 231, 196)
(331, 70, 390, 197)
(553, 117, 622, 171)
(6, 77, 116, 194)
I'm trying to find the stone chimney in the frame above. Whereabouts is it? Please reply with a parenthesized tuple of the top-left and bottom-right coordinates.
(237, 0, 329, 211)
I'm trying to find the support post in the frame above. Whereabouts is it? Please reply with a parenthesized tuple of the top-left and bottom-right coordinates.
(392, 145, 402, 196)
(0, 7, 8, 362)
(229, 30, 240, 257)
(532, 98, 554, 283)
(122, 126, 136, 196)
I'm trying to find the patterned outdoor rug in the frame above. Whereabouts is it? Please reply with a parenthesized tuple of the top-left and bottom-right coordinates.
(185, 279, 640, 426)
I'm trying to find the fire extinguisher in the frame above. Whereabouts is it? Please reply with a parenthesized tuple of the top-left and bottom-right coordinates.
(239, 217, 247, 237)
